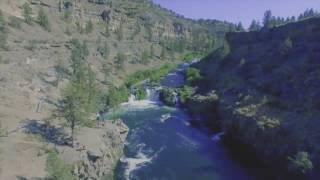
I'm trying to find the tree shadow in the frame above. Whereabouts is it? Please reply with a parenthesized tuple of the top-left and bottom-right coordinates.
(23, 119, 71, 146)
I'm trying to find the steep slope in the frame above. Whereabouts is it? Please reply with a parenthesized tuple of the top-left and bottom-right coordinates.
(193, 17, 320, 178)
(0, 0, 233, 179)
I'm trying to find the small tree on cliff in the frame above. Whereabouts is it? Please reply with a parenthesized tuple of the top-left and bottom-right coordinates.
(59, 39, 99, 147)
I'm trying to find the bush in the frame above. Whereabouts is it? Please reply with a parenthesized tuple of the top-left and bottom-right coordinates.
(97, 42, 109, 59)
(104, 85, 129, 108)
(135, 86, 147, 100)
(24, 40, 38, 51)
(186, 68, 203, 85)
(124, 63, 176, 87)
(23, 3, 33, 25)
(37, 7, 50, 31)
(46, 151, 74, 180)
(115, 52, 126, 69)
(288, 151, 313, 175)
(85, 20, 94, 33)
(279, 37, 293, 55)
(8, 16, 21, 29)
(141, 50, 149, 64)
(177, 86, 195, 104)
(0, 10, 7, 50)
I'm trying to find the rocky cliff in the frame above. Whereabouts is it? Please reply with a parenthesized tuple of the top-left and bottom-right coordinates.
(192, 17, 320, 179)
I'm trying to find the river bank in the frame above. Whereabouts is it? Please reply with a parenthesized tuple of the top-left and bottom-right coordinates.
(103, 61, 270, 180)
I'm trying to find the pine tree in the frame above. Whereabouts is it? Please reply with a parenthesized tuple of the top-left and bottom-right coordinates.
(23, 3, 33, 25)
(236, 22, 245, 31)
(0, 10, 7, 50)
(249, 20, 261, 31)
(85, 20, 94, 34)
(60, 39, 99, 147)
(263, 10, 273, 29)
(37, 7, 50, 31)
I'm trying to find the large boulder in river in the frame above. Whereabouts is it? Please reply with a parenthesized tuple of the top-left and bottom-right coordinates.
(159, 88, 177, 107)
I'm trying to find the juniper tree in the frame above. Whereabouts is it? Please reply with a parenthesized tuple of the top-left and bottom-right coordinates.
(23, 3, 33, 25)
(37, 7, 51, 31)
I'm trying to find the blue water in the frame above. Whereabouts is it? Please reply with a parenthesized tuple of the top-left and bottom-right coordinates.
(106, 63, 263, 180)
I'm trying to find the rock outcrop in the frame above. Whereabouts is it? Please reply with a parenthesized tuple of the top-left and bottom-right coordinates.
(59, 119, 128, 180)
(192, 17, 320, 178)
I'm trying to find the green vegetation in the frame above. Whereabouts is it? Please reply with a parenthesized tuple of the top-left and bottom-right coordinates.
(160, 46, 167, 60)
(125, 63, 176, 87)
(288, 152, 313, 175)
(85, 20, 94, 34)
(186, 68, 203, 85)
(24, 40, 38, 51)
(135, 86, 147, 100)
(116, 22, 124, 41)
(115, 52, 126, 69)
(140, 50, 150, 64)
(46, 151, 74, 180)
(104, 85, 129, 108)
(37, 7, 51, 31)
(182, 52, 205, 62)
(97, 41, 109, 59)
(177, 86, 195, 104)
(23, 3, 33, 25)
(0, 10, 7, 50)
(59, 39, 100, 146)
(8, 16, 21, 29)
(279, 37, 293, 55)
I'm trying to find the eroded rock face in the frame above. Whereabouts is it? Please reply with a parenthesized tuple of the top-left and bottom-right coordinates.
(60, 120, 128, 180)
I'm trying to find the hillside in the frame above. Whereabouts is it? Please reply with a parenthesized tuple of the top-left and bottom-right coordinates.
(0, 0, 234, 179)
(192, 17, 320, 178)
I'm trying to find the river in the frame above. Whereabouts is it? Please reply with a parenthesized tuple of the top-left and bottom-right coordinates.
(104, 63, 264, 180)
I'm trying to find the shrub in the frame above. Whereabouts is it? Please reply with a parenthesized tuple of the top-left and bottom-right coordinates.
(115, 52, 126, 69)
(288, 151, 313, 175)
(25, 40, 38, 51)
(23, 3, 33, 25)
(279, 37, 293, 55)
(0, 10, 7, 50)
(46, 151, 74, 180)
(135, 86, 147, 100)
(8, 16, 21, 29)
(115, 23, 123, 41)
(85, 20, 94, 34)
(37, 7, 50, 31)
(104, 85, 129, 108)
(141, 50, 150, 64)
(186, 68, 203, 85)
(97, 42, 109, 59)
(63, 11, 71, 22)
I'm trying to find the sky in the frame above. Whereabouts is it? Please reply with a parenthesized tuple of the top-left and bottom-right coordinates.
(152, 0, 320, 27)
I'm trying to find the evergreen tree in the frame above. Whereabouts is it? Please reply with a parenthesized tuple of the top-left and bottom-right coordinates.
(236, 22, 245, 31)
(85, 20, 94, 34)
(0, 10, 7, 50)
(60, 39, 99, 146)
(160, 46, 167, 60)
(150, 44, 154, 58)
(37, 7, 50, 31)
(249, 20, 261, 31)
(23, 2, 33, 25)
(115, 52, 126, 69)
(116, 23, 123, 41)
(263, 10, 273, 28)
(141, 50, 150, 64)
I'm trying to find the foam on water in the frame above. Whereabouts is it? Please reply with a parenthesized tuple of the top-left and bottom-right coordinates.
(121, 144, 165, 180)
(160, 113, 171, 123)
(211, 132, 225, 142)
